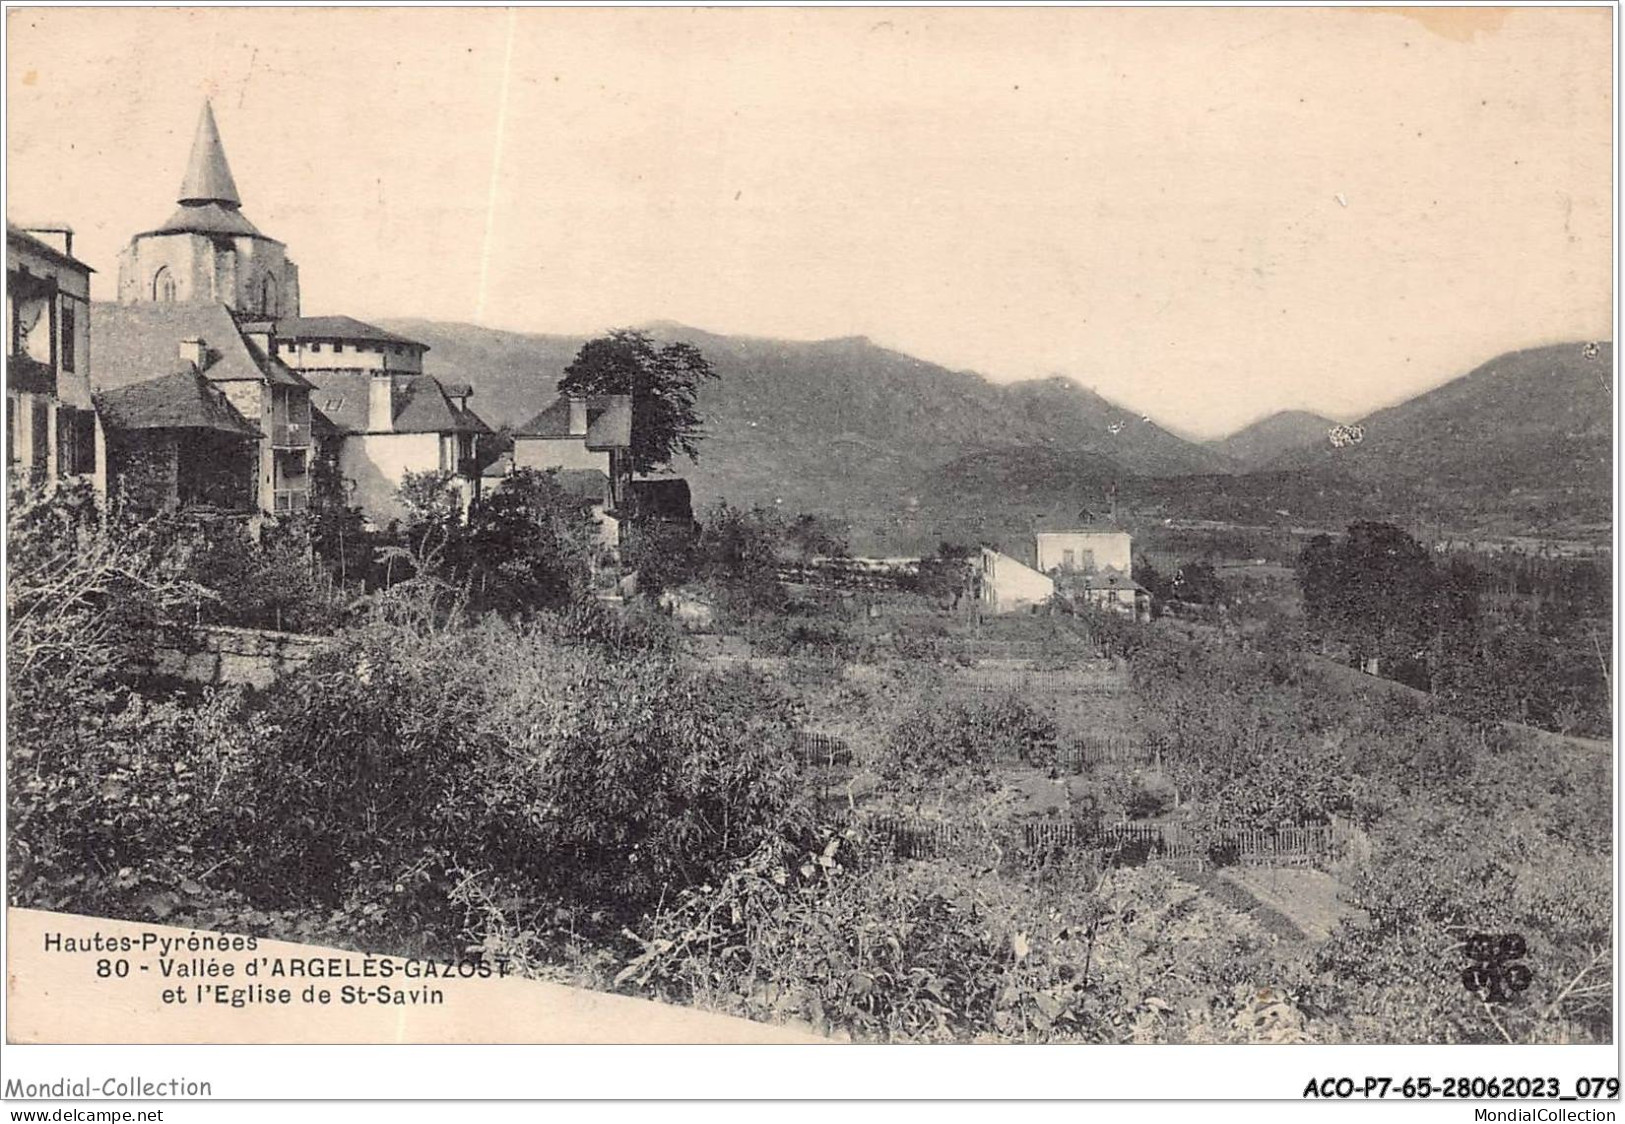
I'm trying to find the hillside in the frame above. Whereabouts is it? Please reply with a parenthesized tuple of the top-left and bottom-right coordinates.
(868, 452, 1402, 558)
(1271, 342, 1613, 532)
(1209, 410, 1341, 470)
(375, 321, 1609, 544)
(377, 319, 1233, 517)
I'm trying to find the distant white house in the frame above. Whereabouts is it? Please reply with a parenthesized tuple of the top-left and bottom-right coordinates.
(1034, 525, 1133, 575)
(973, 547, 1055, 614)
(508, 393, 633, 549)
(1033, 515, 1150, 621)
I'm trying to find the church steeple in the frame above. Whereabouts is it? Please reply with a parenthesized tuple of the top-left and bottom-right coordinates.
(177, 100, 242, 208)
(119, 100, 298, 314)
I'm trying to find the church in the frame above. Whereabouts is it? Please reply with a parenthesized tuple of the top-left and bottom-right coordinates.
(92, 101, 491, 524)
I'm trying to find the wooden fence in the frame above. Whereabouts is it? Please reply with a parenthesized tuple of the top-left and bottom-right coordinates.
(794, 730, 853, 768)
(776, 560, 910, 592)
(1054, 736, 1154, 770)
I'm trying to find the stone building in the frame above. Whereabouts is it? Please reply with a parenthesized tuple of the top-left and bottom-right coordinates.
(116, 101, 300, 317)
(92, 303, 302, 514)
(277, 315, 491, 523)
(98, 100, 316, 516)
(7, 223, 101, 489)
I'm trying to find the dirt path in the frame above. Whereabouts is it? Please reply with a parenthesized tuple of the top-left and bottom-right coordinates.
(1179, 867, 1360, 943)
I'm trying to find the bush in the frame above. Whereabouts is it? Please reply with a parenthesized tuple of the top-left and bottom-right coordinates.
(873, 694, 1056, 807)
(7, 687, 270, 920)
(1120, 772, 1177, 821)
(454, 468, 602, 614)
(619, 843, 1282, 1042)
(179, 516, 349, 633)
(223, 609, 809, 936)
(7, 480, 204, 726)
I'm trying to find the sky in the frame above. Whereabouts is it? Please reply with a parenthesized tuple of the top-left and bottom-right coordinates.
(6, 6, 1613, 438)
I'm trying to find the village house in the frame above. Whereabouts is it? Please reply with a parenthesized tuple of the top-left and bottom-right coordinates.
(93, 303, 305, 515)
(1034, 520, 1134, 575)
(7, 224, 101, 490)
(93, 100, 492, 525)
(1066, 568, 1152, 621)
(277, 315, 491, 524)
(96, 101, 315, 516)
(509, 393, 633, 547)
(1033, 514, 1151, 621)
(971, 546, 1055, 614)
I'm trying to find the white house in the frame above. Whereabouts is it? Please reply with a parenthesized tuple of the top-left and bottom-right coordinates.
(1034, 526, 1133, 575)
(510, 393, 633, 547)
(973, 547, 1055, 614)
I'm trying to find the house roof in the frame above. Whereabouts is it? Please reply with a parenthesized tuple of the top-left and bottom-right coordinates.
(95, 368, 261, 437)
(275, 315, 428, 350)
(395, 376, 492, 435)
(513, 393, 633, 449)
(452, 399, 493, 435)
(7, 225, 95, 274)
(303, 370, 491, 436)
(1075, 568, 1146, 594)
(514, 395, 573, 437)
(91, 301, 311, 392)
(482, 450, 513, 480)
(178, 101, 241, 207)
(144, 201, 265, 240)
(1034, 511, 1125, 534)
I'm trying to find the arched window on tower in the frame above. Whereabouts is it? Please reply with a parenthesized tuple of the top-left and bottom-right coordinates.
(152, 267, 177, 303)
(260, 275, 278, 317)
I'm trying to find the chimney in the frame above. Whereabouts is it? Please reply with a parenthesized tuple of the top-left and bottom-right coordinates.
(568, 396, 588, 435)
(369, 373, 395, 432)
(19, 225, 73, 257)
(241, 324, 273, 356)
(179, 337, 207, 371)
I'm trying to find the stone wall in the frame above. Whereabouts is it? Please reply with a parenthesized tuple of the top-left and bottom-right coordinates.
(152, 624, 328, 690)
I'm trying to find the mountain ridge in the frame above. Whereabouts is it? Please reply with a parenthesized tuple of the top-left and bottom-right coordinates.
(374, 318, 1611, 542)
(1207, 409, 1342, 469)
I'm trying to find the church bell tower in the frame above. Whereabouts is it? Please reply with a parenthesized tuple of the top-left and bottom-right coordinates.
(116, 100, 300, 317)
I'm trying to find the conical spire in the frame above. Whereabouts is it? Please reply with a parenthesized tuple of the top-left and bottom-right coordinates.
(177, 100, 241, 208)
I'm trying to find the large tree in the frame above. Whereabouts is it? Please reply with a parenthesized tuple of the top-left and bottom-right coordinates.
(1297, 521, 1439, 681)
(557, 328, 717, 475)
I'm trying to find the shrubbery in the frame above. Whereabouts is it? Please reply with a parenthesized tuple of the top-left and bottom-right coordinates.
(8, 481, 1612, 1046)
(873, 693, 1058, 806)
(619, 843, 1287, 1042)
(6, 481, 814, 958)
(219, 610, 808, 936)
